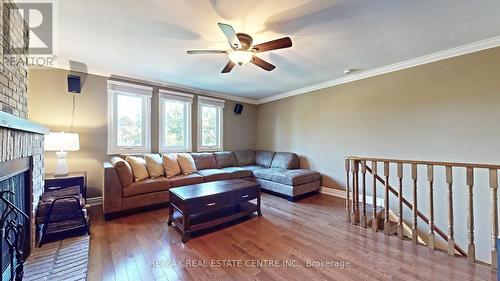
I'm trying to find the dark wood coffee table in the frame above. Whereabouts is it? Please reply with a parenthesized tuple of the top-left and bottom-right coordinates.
(167, 179, 261, 243)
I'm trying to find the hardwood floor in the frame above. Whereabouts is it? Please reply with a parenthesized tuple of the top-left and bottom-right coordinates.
(88, 193, 496, 281)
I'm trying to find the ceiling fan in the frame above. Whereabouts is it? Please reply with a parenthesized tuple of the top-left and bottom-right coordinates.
(187, 23, 292, 73)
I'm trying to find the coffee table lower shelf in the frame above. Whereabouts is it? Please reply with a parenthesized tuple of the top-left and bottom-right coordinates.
(168, 202, 260, 242)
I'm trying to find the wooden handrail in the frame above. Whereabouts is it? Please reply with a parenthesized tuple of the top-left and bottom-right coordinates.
(363, 164, 468, 257)
(346, 156, 500, 170)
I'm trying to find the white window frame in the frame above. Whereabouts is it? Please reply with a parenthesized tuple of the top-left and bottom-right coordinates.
(197, 96, 224, 152)
(107, 80, 152, 155)
(159, 90, 193, 153)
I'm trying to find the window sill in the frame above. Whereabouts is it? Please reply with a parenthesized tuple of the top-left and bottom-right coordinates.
(197, 147, 223, 152)
(107, 148, 151, 155)
(160, 148, 192, 154)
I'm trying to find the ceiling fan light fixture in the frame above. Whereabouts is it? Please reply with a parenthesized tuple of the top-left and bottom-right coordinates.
(228, 50, 252, 65)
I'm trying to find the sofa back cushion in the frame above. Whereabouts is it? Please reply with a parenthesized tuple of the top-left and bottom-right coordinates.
(214, 152, 237, 168)
(162, 153, 182, 177)
(177, 153, 197, 175)
(271, 152, 299, 169)
(191, 153, 217, 170)
(234, 150, 256, 166)
(111, 157, 133, 187)
(256, 150, 276, 168)
(126, 156, 150, 182)
(144, 154, 165, 178)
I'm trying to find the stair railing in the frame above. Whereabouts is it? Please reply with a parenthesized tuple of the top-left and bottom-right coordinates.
(345, 156, 500, 268)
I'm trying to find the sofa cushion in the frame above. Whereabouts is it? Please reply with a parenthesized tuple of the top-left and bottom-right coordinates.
(144, 154, 165, 178)
(240, 165, 266, 172)
(234, 150, 256, 166)
(126, 156, 150, 182)
(191, 153, 217, 170)
(111, 157, 133, 187)
(214, 151, 237, 168)
(123, 177, 170, 197)
(221, 167, 252, 179)
(271, 152, 299, 169)
(255, 178, 320, 197)
(177, 153, 197, 175)
(256, 150, 276, 168)
(169, 173, 204, 187)
(253, 168, 321, 186)
(196, 169, 230, 182)
(162, 153, 182, 177)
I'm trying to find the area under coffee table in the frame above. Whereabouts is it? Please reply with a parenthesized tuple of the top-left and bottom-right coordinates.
(167, 179, 262, 243)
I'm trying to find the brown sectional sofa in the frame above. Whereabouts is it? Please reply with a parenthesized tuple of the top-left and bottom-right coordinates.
(103, 150, 321, 219)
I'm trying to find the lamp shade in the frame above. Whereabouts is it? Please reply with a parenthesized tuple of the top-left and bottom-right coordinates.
(44, 132, 80, 151)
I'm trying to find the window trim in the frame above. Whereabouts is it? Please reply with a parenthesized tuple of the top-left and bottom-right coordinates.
(107, 80, 152, 155)
(197, 96, 224, 152)
(159, 90, 193, 153)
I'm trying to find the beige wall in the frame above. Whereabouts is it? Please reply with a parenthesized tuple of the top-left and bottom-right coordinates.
(27, 68, 257, 198)
(256, 47, 500, 263)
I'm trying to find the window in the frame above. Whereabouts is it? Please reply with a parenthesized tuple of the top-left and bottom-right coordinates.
(197, 96, 224, 151)
(107, 80, 152, 154)
(159, 90, 193, 152)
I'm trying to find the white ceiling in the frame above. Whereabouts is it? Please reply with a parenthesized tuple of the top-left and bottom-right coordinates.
(55, 0, 500, 101)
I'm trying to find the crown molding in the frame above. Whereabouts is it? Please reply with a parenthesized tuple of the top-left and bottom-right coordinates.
(257, 36, 500, 104)
(45, 60, 260, 105)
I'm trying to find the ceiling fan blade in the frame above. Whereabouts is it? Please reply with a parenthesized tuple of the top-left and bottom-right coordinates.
(221, 61, 236, 73)
(251, 55, 276, 71)
(187, 50, 227, 54)
(252, 37, 292, 53)
(217, 23, 242, 49)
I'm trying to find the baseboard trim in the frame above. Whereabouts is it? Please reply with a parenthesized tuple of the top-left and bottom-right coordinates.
(320, 186, 343, 197)
(86, 196, 103, 207)
(320, 187, 384, 206)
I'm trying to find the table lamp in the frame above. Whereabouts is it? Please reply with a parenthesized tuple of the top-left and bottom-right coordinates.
(44, 131, 80, 176)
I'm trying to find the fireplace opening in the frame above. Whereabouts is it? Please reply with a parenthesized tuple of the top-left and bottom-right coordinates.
(0, 157, 32, 281)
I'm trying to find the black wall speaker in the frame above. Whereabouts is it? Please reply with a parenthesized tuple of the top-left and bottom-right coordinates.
(234, 103, 243, 114)
(67, 75, 81, 93)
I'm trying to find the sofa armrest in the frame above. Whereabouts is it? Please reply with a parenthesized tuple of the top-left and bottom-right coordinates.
(103, 161, 123, 215)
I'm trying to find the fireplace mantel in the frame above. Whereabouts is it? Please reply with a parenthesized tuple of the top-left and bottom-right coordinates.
(0, 111, 48, 135)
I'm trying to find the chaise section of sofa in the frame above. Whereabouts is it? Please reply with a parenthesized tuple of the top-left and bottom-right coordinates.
(103, 149, 321, 219)
(252, 152, 321, 201)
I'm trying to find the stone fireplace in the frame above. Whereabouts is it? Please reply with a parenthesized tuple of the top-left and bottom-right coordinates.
(0, 114, 47, 278)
